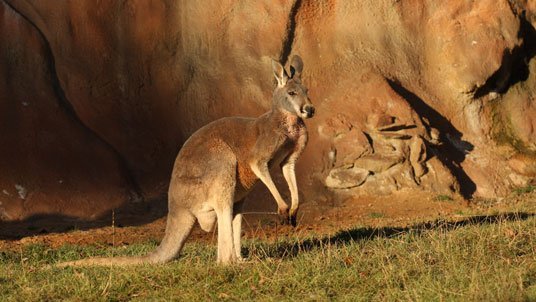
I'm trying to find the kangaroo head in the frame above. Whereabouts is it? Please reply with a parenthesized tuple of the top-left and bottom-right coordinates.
(271, 55, 315, 119)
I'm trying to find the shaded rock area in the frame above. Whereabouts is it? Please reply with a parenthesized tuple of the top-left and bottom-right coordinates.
(316, 73, 458, 196)
(0, 0, 535, 222)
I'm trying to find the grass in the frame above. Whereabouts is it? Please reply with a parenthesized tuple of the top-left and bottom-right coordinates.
(514, 185, 536, 195)
(434, 194, 454, 202)
(1, 212, 535, 301)
(368, 212, 385, 219)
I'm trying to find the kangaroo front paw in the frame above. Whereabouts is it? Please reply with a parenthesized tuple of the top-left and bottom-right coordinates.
(277, 205, 290, 225)
(277, 205, 289, 216)
(289, 210, 298, 227)
(289, 213, 297, 227)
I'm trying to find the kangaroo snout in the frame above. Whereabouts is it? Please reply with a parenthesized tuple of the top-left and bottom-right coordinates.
(301, 104, 315, 119)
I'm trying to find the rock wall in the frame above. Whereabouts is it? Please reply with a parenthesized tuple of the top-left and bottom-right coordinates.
(1, 0, 535, 221)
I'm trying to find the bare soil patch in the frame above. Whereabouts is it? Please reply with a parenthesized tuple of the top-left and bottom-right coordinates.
(0, 190, 530, 252)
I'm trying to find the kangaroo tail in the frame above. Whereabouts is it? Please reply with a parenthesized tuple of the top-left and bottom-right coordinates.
(56, 208, 196, 267)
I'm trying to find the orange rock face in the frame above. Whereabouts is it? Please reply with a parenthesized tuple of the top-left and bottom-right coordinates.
(1, 0, 535, 221)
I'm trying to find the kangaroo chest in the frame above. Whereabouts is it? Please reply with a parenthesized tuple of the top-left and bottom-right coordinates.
(268, 118, 307, 170)
(284, 119, 303, 141)
(234, 117, 306, 197)
(282, 113, 306, 141)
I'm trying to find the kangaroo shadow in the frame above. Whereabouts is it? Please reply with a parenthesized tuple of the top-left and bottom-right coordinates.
(245, 212, 535, 260)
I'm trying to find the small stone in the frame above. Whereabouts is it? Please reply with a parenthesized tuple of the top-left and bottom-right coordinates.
(325, 165, 371, 189)
(15, 184, 27, 200)
(354, 154, 403, 173)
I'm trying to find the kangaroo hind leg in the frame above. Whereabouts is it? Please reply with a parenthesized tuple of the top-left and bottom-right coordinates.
(204, 143, 239, 264)
(215, 203, 236, 264)
(233, 199, 245, 261)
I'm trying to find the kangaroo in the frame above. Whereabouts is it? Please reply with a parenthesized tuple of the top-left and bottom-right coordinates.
(57, 55, 314, 266)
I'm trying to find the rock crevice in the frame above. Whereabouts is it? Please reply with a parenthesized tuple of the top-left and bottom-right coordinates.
(278, 0, 302, 65)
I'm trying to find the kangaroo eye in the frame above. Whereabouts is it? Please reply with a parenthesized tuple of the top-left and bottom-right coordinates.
(288, 91, 297, 96)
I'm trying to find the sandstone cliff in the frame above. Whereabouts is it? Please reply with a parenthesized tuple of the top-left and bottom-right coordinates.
(1, 0, 535, 221)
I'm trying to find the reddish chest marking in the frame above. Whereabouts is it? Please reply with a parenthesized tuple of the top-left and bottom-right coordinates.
(283, 115, 305, 141)
(237, 162, 257, 190)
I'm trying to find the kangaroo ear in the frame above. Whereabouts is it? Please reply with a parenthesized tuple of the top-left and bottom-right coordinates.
(289, 55, 303, 79)
(272, 59, 288, 87)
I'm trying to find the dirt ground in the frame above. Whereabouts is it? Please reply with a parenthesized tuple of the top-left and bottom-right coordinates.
(6, 191, 536, 251)
(0, 190, 528, 252)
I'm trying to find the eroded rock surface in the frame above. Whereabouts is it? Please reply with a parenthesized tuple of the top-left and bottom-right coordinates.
(1, 0, 535, 221)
